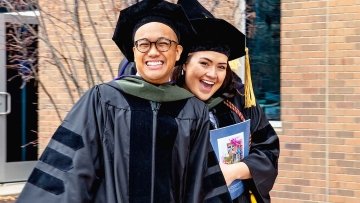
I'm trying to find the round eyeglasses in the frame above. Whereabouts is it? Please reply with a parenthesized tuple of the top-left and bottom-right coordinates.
(134, 37, 178, 53)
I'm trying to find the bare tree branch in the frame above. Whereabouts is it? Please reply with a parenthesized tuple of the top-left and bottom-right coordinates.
(74, 0, 95, 88)
(81, 0, 114, 78)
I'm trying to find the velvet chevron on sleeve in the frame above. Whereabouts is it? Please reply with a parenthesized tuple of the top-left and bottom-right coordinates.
(17, 86, 106, 203)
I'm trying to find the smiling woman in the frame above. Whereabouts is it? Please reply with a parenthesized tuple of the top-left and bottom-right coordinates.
(172, 17, 244, 101)
(172, 0, 280, 202)
(182, 51, 228, 101)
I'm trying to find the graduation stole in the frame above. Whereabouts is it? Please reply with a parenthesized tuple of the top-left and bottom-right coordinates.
(115, 76, 194, 102)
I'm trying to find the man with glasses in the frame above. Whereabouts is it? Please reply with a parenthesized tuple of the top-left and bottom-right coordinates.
(17, 1, 210, 202)
(131, 26, 182, 84)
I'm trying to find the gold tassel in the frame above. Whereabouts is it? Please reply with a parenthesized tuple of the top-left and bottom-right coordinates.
(249, 190, 257, 203)
(244, 47, 256, 108)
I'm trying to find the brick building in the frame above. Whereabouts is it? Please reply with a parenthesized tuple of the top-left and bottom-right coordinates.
(278, 1, 360, 202)
(1, 0, 359, 202)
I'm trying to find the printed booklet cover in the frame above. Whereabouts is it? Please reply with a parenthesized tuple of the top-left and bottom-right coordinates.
(209, 119, 251, 200)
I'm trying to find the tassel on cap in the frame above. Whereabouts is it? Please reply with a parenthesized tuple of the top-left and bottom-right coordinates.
(249, 190, 257, 203)
(244, 47, 256, 108)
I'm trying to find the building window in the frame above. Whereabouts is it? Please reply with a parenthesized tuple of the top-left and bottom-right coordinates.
(0, 0, 38, 13)
(4, 22, 39, 162)
(1, 6, 39, 182)
(246, 0, 281, 121)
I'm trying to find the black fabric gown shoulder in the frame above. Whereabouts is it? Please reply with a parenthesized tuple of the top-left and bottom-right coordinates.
(17, 79, 210, 203)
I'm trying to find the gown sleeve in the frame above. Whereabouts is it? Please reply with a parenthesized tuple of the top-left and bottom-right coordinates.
(226, 71, 279, 203)
(240, 101, 280, 203)
(204, 74, 279, 203)
(184, 103, 211, 203)
(17, 86, 106, 203)
(203, 144, 233, 203)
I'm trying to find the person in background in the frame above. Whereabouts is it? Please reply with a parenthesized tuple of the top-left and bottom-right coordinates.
(173, 0, 280, 202)
(17, 0, 210, 202)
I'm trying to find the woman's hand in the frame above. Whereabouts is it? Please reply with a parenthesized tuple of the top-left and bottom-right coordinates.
(220, 162, 252, 186)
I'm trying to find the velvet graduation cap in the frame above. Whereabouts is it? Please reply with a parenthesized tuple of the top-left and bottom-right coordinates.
(178, 0, 256, 108)
(177, 0, 245, 61)
(189, 19, 245, 61)
(112, 0, 196, 63)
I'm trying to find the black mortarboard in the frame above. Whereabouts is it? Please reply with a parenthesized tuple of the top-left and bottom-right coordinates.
(189, 18, 245, 60)
(177, 0, 245, 60)
(177, 0, 214, 18)
(112, 0, 196, 63)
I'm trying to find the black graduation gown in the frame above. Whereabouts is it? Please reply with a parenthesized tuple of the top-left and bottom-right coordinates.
(17, 77, 210, 203)
(204, 85, 280, 203)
